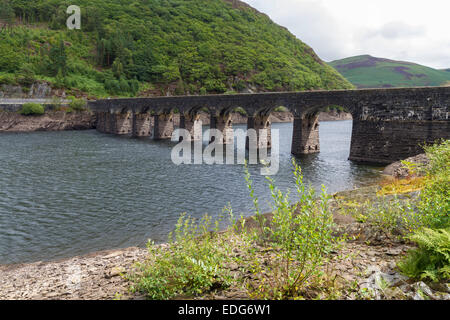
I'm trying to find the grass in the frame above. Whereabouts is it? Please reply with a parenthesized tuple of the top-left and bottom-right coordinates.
(377, 177, 427, 196)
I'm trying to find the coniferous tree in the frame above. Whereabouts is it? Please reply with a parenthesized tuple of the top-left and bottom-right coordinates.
(48, 39, 67, 76)
(112, 58, 123, 79)
(0, 0, 15, 32)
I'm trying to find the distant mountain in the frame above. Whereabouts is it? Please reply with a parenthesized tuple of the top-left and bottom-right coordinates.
(329, 55, 450, 88)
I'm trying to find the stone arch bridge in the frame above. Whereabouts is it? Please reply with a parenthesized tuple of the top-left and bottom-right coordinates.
(89, 87, 450, 164)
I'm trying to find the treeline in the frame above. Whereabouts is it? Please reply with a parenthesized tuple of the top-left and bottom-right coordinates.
(0, 0, 352, 97)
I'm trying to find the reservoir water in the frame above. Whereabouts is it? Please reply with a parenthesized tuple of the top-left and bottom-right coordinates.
(0, 121, 383, 264)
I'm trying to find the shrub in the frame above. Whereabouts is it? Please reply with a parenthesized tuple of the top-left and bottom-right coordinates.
(129, 79, 140, 95)
(234, 107, 247, 116)
(16, 66, 36, 87)
(398, 227, 450, 282)
(274, 106, 289, 112)
(233, 79, 247, 92)
(0, 73, 17, 85)
(105, 79, 121, 95)
(418, 174, 450, 229)
(423, 139, 450, 176)
(19, 103, 45, 116)
(119, 78, 130, 93)
(395, 140, 450, 281)
(417, 140, 450, 229)
(68, 97, 87, 111)
(356, 197, 429, 237)
(128, 214, 232, 300)
(352, 140, 449, 236)
(242, 160, 338, 299)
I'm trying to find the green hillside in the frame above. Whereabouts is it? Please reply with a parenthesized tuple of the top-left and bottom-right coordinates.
(329, 55, 450, 89)
(0, 0, 352, 98)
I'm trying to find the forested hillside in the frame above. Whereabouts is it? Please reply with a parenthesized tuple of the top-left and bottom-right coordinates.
(0, 0, 352, 98)
(329, 55, 450, 89)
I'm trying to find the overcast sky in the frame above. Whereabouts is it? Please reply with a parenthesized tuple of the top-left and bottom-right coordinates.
(245, 0, 450, 69)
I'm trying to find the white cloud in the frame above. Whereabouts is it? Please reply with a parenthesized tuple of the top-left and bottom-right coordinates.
(245, 0, 450, 69)
(364, 21, 426, 40)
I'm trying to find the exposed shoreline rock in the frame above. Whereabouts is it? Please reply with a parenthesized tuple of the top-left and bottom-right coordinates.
(0, 111, 96, 132)
(382, 153, 430, 178)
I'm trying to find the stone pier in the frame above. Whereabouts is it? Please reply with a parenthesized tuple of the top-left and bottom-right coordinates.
(210, 114, 233, 144)
(96, 112, 106, 133)
(153, 113, 174, 140)
(180, 114, 202, 141)
(103, 112, 112, 134)
(113, 112, 132, 135)
(247, 115, 272, 149)
(132, 112, 152, 137)
(291, 114, 320, 155)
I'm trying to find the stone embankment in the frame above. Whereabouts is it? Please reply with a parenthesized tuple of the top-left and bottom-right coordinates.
(0, 111, 95, 132)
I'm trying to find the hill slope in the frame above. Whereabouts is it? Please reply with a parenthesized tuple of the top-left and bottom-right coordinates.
(329, 55, 450, 89)
(0, 0, 352, 98)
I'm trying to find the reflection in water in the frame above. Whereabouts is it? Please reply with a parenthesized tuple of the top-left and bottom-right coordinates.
(0, 121, 384, 264)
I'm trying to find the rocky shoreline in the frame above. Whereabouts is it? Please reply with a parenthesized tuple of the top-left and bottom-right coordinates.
(382, 153, 429, 178)
(0, 111, 95, 132)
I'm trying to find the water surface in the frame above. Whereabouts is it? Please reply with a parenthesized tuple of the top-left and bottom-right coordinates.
(0, 121, 383, 264)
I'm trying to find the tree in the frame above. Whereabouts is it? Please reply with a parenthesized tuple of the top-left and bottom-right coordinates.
(54, 68, 65, 88)
(48, 39, 67, 76)
(112, 58, 123, 79)
(0, 0, 15, 32)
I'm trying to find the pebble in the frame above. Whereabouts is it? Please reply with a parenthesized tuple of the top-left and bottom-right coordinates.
(385, 248, 402, 256)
